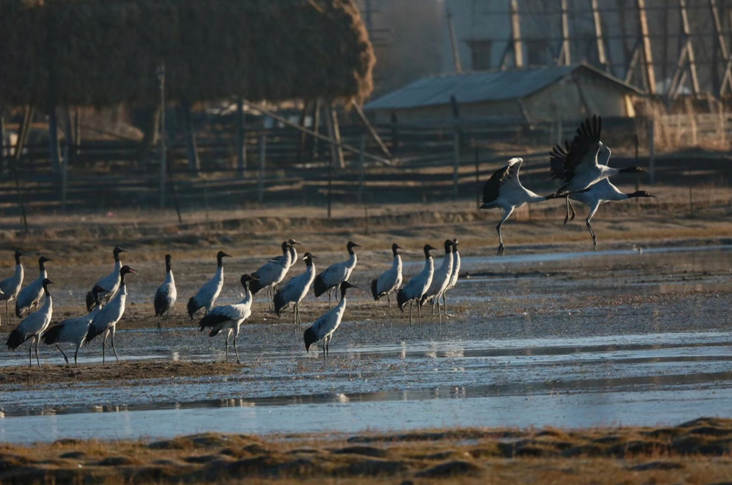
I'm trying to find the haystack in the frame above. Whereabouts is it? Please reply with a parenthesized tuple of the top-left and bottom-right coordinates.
(0, 0, 374, 107)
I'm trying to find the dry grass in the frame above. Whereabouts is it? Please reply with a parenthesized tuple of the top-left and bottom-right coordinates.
(3, 418, 732, 484)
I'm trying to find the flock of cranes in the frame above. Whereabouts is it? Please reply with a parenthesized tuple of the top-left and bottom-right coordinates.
(0, 116, 654, 367)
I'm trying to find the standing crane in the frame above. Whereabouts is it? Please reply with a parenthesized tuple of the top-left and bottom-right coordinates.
(304, 281, 357, 361)
(397, 244, 437, 325)
(6, 278, 54, 367)
(199, 274, 258, 364)
(0, 250, 24, 325)
(86, 247, 126, 311)
(86, 266, 137, 363)
(370, 243, 403, 309)
(420, 239, 454, 321)
(154, 254, 177, 327)
(274, 252, 317, 325)
(480, 158, 548, 256)
(16, 256, 51, 318)
(314, 241, 360, 308)
(43, 284, 106, 365)
(271, 239, 301, 270)
(551, 141, 656, 250)
(187, 251, 231, 319)
(249, 241, 293, 309)
(442, 239, 460, 313)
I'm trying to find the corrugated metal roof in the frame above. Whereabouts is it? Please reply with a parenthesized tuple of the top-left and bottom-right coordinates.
(365, 64, 640, 111)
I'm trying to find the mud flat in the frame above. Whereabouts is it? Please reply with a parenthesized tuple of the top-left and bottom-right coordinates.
(3, 418, 732, 484)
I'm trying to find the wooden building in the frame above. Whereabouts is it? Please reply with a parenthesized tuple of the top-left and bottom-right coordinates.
(364, 63, 641, 124)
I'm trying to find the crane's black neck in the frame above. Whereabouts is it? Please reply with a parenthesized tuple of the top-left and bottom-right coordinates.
(114, 251, 121, 263)
(165, 257, 172, 273)
(42, 281, 51, 296)
(305, 257, 314, 267)
(444, 240, 452, 254)
(391, 245, 400, 257)
(14, 253, 21, 265)
(347, 246, 356, 256)
(39, 259, 46, 271)
(217, 254, 225, 268)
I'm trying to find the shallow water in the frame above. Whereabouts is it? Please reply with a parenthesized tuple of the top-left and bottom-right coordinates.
(1, 245, 732, 442)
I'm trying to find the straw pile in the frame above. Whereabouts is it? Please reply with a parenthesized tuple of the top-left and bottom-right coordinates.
(0, 0, 375, 106)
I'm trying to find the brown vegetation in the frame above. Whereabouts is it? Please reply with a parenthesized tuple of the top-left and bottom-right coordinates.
(3, 418, 732, 484)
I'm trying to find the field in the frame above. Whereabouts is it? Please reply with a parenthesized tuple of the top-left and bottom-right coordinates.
(1, 193, 732, 483)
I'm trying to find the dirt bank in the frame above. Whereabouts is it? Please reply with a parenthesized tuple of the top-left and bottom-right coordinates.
(2, 418, 732, 484)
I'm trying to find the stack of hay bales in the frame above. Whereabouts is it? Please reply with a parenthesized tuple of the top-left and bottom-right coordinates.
(0, 0, 374, 107)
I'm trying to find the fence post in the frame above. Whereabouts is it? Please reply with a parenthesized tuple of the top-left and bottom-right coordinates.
(634, 134, 640, 205)
(258, 135, 266, 203)
(453, 131, 460, 200)
(474, 145, 480, 210)
(157, 64, 167, 209)
(648, 119, 655, 185)
(358, 134, 366, 204)
(236, 97, 247, 179)
(61, 145, 68, 213)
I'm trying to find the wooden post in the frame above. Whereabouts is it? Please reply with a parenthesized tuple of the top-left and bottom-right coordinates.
(648, 119, 655, 185)
(47, 104, 61, 174)
(324, 103, 337, 218)
(637, 0, 657, 95)
(510, 0, 523, 68)
(236, 97, 247, 179)
(166, 157, 183, 224)
(592, 0, 608, 71)
(711, 0, 732, 96)
(446, 9, 462, 73)
(390, 113, 399, 156)
(453, 131, 460, 200)
(73, 107, 81, 156)
(258, 135, 266, 203)
(351, 100, 392, 159)
(358, 134, 366, 204)
(635, 134, 640, 205)
(0, 112, 5, 174)
(296, 100, 309, 164)
(474, 145, 480, 210)
(158, 64, 167, 209)
(311, 99, 321, 162)
(330, 107, 345, 169)
(61, 144, 68, 213)
(669, 0, 700, 98)
(13, 105, 33, 234)
(559, 0, 571, 65)
(182, 100, 200, 175)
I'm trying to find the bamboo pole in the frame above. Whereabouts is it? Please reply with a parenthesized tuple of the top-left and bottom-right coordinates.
(351, 100, 392, 159)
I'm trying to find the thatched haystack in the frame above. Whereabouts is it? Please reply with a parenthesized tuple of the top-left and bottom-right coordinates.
(0, 0, 374, 107)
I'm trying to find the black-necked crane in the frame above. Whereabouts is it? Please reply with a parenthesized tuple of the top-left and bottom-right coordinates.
(0, 250, 24, 325)
(16, 256, 51, 318)
(442, 239, 460, 312)
(86, 246, 126, 311)
(314, 241, 360, 308)
(304, 281, 357, 361)
(271, 239, 301, 271)
(551, 141, 656, 250)
(154, 254, 177, 328)
(199, 274, 257, 364)
(549, 115, 644, 200)
(249, 241, 293, 309)
(420, 239, 454, 321)
(274, 252, 317, 325)
(43, 285, 105, 365)
(7, 278, 54, 367)
(397, 244, 437, 325)
(86, 266, 137, 363)
(187, 251, 231, 319)
(480, 158, 548, 256)
(370, 243, 403, 309)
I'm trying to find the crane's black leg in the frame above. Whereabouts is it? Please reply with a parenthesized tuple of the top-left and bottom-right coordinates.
(111, 328, 119, 363)
(102, 331, 107, 364)
(74, 344, 80, 365)
(56, 344, 69, 365)
(563, 196, 577, 226)
(234, 331, 241, 364)
(496, 221, 505, 256)
(328, 289, 332, 309)
(225, 332, 230, 362)
(587, 218, 597, 251)
(409, 301, 413, 325)
(35, 337, 41, 367)
(28, 339, 33, 367)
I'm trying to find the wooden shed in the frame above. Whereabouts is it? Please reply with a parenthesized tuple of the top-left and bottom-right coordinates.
(364, 63, 642, 124)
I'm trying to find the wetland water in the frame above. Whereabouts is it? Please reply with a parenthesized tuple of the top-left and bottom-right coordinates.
(1, 245, 732, 442)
